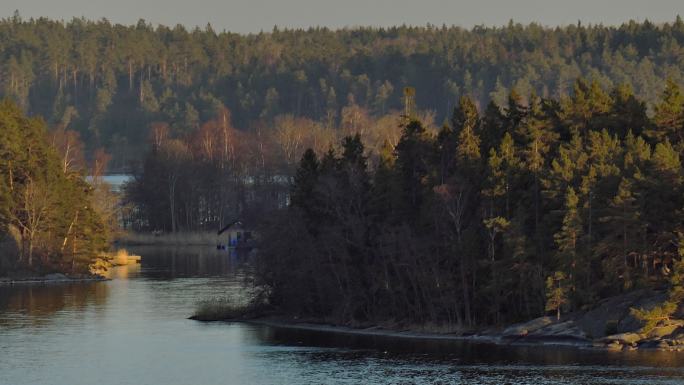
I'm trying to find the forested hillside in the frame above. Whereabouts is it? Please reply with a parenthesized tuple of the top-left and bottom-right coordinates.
(255, 79, 684, 327)
(2, 13, 684, 168)
(4, 13, 684, 325)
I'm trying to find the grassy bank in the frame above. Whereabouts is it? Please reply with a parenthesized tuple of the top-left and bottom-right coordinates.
(190, 297, 269, 321)
(116, 231, 217, 246)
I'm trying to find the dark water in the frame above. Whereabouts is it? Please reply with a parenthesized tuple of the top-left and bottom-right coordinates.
(1, 246, 684, 385)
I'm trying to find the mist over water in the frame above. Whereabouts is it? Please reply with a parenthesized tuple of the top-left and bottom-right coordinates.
(1, 246, 684, 385)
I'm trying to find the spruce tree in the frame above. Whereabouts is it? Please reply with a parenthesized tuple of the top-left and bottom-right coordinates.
(394, 119, 432, 223)
(291, 149, 320, 224)
(480, 101, 506, 153)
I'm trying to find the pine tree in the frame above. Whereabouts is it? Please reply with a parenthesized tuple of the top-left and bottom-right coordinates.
(651, 140, 681, 179)
(451, 96, 479, 138)
(563, 79, 612, 137)
(582, 130, 622, 257)
(649, 79, 684, 143)
(483, 148, 505, 210)
(452, 96, 482, 169)
(545, 271, 569, 320)
(596, 177, 643, 289)
(456, 123, 482, 165)
(519, 96, 556, 175)
(483, 133, 520, 220)
(631, 237, 684, 333)
(544, 134, 588, 206)
(553, 187, 583, 306)
(504, 89, 527, 136)
(483, 215, 510, 323)
(641, 140, 682, 264)
(608, 83, 649, 138)
(623, 130, 652, 174)
(519, 96, 558, 239)
(501, 208, 541, 320)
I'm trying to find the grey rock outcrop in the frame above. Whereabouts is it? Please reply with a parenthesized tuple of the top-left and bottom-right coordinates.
(500, 289, 684, 350)
(503, 316, 554, 337)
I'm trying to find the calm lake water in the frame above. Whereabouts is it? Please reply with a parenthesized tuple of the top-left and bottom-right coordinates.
(2, 246, 684, 385)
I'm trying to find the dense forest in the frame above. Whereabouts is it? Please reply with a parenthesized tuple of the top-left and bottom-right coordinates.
(0, 101, 110, 275)
(252, 79, 684, 328)
(4, 12, 684, 325)
(2, 14, 684, 169)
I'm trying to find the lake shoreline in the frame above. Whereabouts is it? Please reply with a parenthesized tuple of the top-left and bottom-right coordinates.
(0, 273, 108, 286)
(190, 313, 684, 352)
(189, 288, 684, 353)
(189, 315, 605, 349)
(115, 231, 217, 246)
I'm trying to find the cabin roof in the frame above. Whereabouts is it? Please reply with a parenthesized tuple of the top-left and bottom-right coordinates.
(217, 221, 244, 235)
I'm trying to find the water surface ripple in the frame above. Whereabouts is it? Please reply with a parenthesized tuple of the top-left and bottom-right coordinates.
(1, 246, 683, 385)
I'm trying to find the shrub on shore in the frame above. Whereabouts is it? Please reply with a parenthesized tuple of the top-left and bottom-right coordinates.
(191, 297, 267, 321)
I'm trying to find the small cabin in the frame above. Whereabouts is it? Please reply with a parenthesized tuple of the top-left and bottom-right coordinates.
(216, 221, 252, 250)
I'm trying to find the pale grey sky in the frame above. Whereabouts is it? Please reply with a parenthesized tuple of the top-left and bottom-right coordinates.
(4, 0, 684, 33)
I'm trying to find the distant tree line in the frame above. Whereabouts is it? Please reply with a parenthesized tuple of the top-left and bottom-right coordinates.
(254, 79, 684, 327)
(122, 104, 418, 231)
(0, 101, 110, 275)
(2, 14, 684, 168)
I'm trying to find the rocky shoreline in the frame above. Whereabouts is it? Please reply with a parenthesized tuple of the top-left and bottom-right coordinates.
(191, 289, 684, 352)
(0, 273, 108, 286)
(194, 315, 684, 352)
(498, 289, 684, 352)
(500, 314, 684, 352)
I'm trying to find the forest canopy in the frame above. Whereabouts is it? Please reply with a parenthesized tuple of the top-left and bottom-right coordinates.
(3, 13, 684, 325)
(2, 14, 684, 168)
(252, 80, 684, 327)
